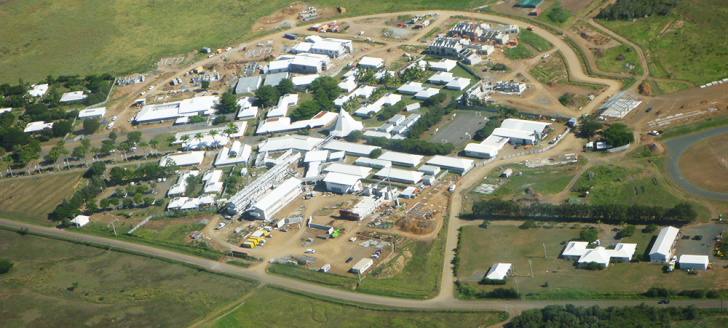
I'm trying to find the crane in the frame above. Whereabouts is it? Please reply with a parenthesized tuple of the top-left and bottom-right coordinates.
(470, 9, 478, 44)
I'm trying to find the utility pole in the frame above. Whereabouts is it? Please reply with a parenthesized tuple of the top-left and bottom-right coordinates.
(543, 243, 547, 258)
(107, 219, 120, 236)
(528, 260, 533, 278)
(514, 277, 519, 294)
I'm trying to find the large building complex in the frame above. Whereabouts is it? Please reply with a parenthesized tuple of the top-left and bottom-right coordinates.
(133, 96, 218, 124)
(248, 177, 303, 221)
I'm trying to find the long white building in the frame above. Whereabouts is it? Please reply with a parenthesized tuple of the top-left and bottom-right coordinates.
(134, 96, 218, 124)
(649, 226, 680, 263)
(248, 178, 303, 221)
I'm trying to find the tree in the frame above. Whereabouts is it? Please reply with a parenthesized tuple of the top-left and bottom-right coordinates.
(290, 100, 322, 122)
(167, 135, 177, 145)
(519, 219, 537, 229)
(143, 196, 155, 206)
(276, 78, 294, 95)
(149, 138, 159, 155)
(81, 138, 91, 150)
(369, 148, 382, 159)
(0, 259, 13, 274)
(126, 131, 142, 144)
(617, 225, 636, 238)
(82, 118, 101, 134)
(201, 81, 210, 90)
(85, 162, 106, 177)
(72, 146, 87, 159)
(85, 201, 98, 213)
(123, 197, 133, 208)
(639, 82, 652, 96)
(109, 197, 120, 206)
(108, 131, 117, 141)
(133, 193, 143, 204)
(309, 76, 341, 104)
(345, 130, 363, 143)
(643, 223, 658, 233)
(51, 120, 73, 138)
(99, 198, 110, 210)
(218, 90, 240, 114)
(254, 85, 280, 108)
(577, 116, 602, 139)
(474, 119, 501, 141)
(603, 123, 634, 147)
(213, 115, 228, 125)
(580, 228, 599, 243)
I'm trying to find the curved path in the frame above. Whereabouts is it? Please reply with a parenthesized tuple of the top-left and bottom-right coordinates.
(0, 218, 721, 311)
(663, 126, 728, 200)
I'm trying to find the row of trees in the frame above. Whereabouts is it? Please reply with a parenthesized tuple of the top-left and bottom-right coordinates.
(457, 282, 521, 299)
(107, 162, 176, 186)
(507, 303, 702, 328)
(471, 199, 698, 225)
(367, 137, 455, 156)
(49, 175, 106, 221)
(376, 101, 406, 121)
(577, 116, 635, 147)
(597, 0, 676, 21)
(473, 118, 501, 141)
(408, 103, 449, 139)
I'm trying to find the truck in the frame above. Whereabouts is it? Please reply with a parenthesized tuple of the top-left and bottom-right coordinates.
(448, 185, 456, 192)
(242, 241, 256, 248)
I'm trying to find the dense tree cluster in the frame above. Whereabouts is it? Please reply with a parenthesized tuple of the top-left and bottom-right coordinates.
(507, 303, 702, 328)
(458, 283, 521, 299)
(107, 162, 176, 185)
(49, 176, 105, 221)
(290, 77, 340, 121)
(603, 123, 634, 147)
(474, 119, 501, 141)
(471, 199, 697, 225)
(598, 0, 676, 21)
(367, 137, 454, 156)
(577, 116, 603, 139)
(217, 90, 240, 114)
(376, 101, 406, 121)
(644, 287, 720, 299)
(408, 104, 450, 139)
(480, 278, 507, 285)
(547, 6, 572, 23)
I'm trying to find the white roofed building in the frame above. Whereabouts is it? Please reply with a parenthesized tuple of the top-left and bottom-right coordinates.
(60, 91, 87, 103)
(428, 72, 454, 85)
(338, 76, 358, 93)
(256, 111, 337, 134)
(202, 170, 224, 194)
(28, 84, 49, 97)
(330, 110, 363, 138)
(304, 150, 330, 163)
(649, 226, 680, 263)
(159, 151, 205, 167)
(168, 171, 201, 196)
(374, 168, 424, 184)
(485, 263, 512, 280)
(324, 172, 363, 194)
(561, 241, 637, 266)
(429, 59, 458, 71)
(426, 156, 474, 175)
(358, 57, 385, 69)
(355, 157, 392, 169)
(292, 74, 320, 88)
(414, 87, 440, 100)
(70, 215, 90, 227)
(323, 140, 380, 157)
(464, 135, 510, 159)
(258, 135, 325, 152)
(23, 121, 53, 133)
(397, 81, 424, 95)
(134, 96, 218, 124)
(214, 142, 252, 167)
(354, 93, 402, 117)
(679, 255, 709, 271)
(233, 76, 262, 94)
(248, 177, 303, 221)
(378, 151, 423, 167)
(446, 77, 471, 90)
(323, 163, 372, 178)
(78, 107, 106, 119)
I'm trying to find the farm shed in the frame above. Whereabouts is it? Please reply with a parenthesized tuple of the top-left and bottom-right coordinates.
(70, 215, 90, 227)
(679, 255, 709, 271)
(485, 263, 512, 280)
(649, 226, 680, 263)
(351, 258, 374, 274)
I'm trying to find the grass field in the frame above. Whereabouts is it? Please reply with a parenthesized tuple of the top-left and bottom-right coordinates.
(518, 30, 553, 52)
(0, 0, 488, 84)
(0, 229, 255, 328)
(484, 164, 578, 199)
(593, 44, 643, 75)
(649, 79, 689, 95)
(504, 44, 535, 59)
(457, 225, 728, 299)
(678, 132, 728, 193)
(207, 287, 507, 328)
(658, 114, 728, 140)
(530, 51, 567, 84)
(536, 2, 573, 27)
(0, 172, 83, 224)
(269, 217, 448, 299)
(598, 0, 728, 85)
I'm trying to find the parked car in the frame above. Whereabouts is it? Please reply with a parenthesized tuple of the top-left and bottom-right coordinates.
(646, 107, 653, 112)
(346, 257, 354, 263)
(280, 228, 288, 232)
(658, 299, 670, 304)
(305, 249, 315, 254)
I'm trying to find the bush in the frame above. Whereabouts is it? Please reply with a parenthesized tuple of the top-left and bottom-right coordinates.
(558, 93, 576, 106)
(678, 289, 706, 299)
(369, 148, 382, 159)
(213, 115, 228, 125)
(580, 228, 599, 243)
(480, 278, 507, 285)
(603, 123, 634, 147)
(188, 116, 206, 124)
(643, 223, 658, 233)
(0, 259, 13, 274)
(617, 225, 636, 238)
(491, 63, 508, 71)
(546, 6, 572, 24)
(644, 287, 672, 298)
(577, 262, 605, 270)
(520, 219, 537, 229)
(82, 118, 100, 134)
(473, 119, 501, 141)
(486, 288, 520, 299)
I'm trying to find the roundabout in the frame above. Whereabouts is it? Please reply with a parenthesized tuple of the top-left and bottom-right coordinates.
(663, 126, 728, 200)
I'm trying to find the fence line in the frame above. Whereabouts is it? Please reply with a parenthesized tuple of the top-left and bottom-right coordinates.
(84, 77, 118, 109)
(501, 128, 571, 160)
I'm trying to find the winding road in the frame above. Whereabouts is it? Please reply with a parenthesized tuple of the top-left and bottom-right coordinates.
(663, 126, 728, 200)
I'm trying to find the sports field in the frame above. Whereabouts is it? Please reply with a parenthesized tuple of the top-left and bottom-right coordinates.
(206, 287, 506, 328)
(0, 229, 255, 328)
(678, 133, 728, 193)
(0, 172, 83, 224)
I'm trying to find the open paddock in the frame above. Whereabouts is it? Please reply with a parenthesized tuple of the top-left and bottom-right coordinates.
(678, 132, 728, 193)
(0, 172, 83, 224)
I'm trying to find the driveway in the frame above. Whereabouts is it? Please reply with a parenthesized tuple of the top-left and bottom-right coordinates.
(677, 224, 727, 263)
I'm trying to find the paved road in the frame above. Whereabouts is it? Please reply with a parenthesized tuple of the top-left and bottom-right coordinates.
(0, 218, 722, 311)
(662, 126, 728, 200)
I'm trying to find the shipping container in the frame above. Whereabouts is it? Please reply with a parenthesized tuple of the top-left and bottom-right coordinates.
(284, 33, 298, 40)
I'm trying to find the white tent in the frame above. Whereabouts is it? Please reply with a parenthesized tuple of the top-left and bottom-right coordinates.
(330, 110, 363, 138)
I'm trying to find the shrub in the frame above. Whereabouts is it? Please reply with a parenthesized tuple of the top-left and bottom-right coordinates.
(480, 278, 507, 285)
(0, 259, 13, 274)
(520, 219, 537, 229)
(580, 228, 599, 243)
(577, 262, 605, 270)
(643, 223, 658, 233)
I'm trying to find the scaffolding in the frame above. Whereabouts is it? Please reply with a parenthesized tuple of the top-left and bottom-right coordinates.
(599, 90, 641, 119)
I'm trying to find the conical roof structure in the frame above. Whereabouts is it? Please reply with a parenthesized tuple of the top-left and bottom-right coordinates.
(330, 110, 363, 138)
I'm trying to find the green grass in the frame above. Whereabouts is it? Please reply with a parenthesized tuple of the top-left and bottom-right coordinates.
(598, 0, 728, 85)
(518, 30, 553, 52)
(457, 225, 728, 299)
(649, 79, 689, 95)
(0, 0, 495, 84)
(0, 172, 84, 225)
(593, 44, 642, 75)
(0, 229, 255, 328)
(269, 216, 448, 299)
(152, 133, 179, 153)
(536, 3, 573, 27)
(483, 164, 578, 199)
(673, 316, 728, 328)
(421, 27, 441, 40)
(503, 44, 535, 59)
(209, 287, 507, 328)
(658, 114, 728, 140)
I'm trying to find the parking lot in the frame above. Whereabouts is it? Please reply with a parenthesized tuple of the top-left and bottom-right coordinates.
(428, 111, 488, 147)
(677, 224, 727, 262)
